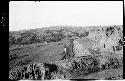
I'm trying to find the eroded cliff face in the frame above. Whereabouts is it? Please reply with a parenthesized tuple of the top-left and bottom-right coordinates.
(73, 38, 95, 57)
(77, 26, 123, 56)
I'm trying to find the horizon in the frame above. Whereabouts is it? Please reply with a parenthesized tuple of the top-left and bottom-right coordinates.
(9, 25, 122, 32)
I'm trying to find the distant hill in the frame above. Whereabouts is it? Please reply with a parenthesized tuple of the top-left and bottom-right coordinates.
(9, 25, 123, 48)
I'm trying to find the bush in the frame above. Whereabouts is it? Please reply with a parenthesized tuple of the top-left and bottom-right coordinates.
(9, 63, 45, 80)
(99, 56, 123, 71)
(68, 56, 100, 77)
(104, 26, 115, 37)
(9, 62, 64, 80)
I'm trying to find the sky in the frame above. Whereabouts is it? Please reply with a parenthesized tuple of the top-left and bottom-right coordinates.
(9, 1, 123, 31)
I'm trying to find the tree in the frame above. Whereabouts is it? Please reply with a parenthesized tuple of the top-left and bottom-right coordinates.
(9, 35, 16, 47)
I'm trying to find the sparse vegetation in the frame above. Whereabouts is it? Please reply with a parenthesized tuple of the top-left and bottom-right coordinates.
(9, 25, 123, 80)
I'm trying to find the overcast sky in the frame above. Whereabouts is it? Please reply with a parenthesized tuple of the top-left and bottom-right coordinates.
(9, 1, 123, 31)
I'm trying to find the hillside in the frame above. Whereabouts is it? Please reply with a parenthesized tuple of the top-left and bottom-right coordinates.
(9, 25, 123, 80)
